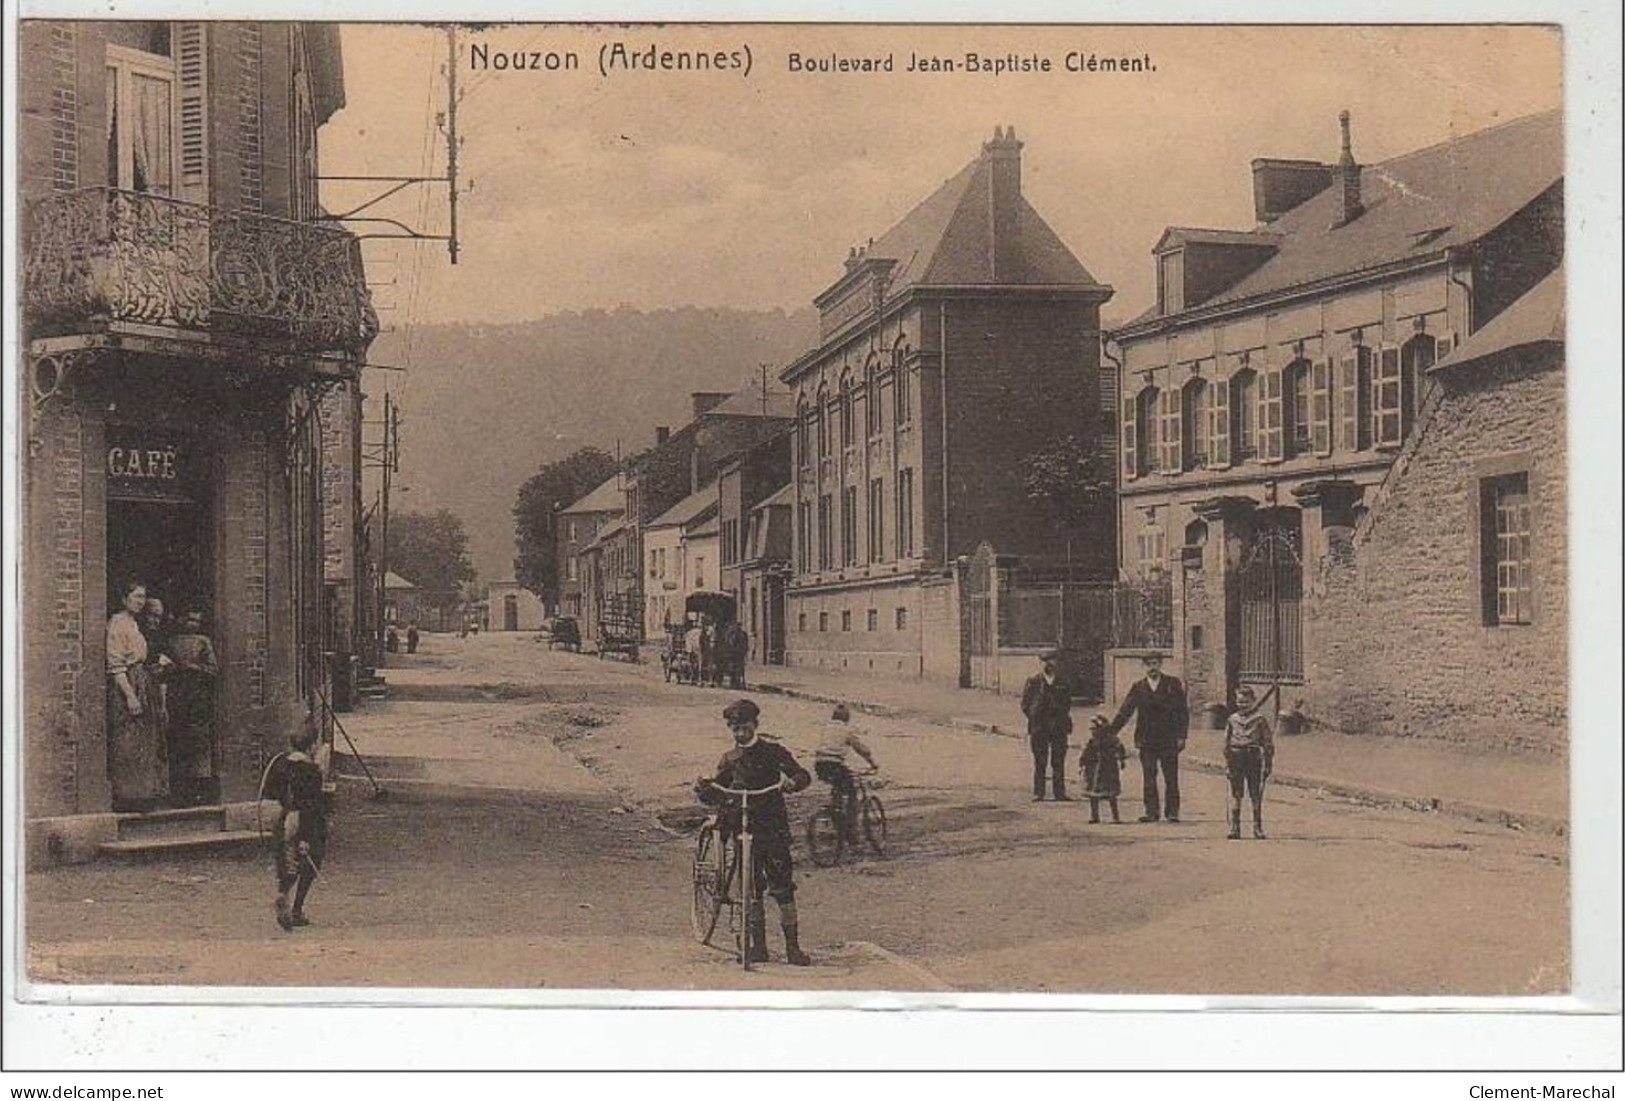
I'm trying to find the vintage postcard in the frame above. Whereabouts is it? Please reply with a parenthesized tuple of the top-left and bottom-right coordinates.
(5, 8, 1620, 1073)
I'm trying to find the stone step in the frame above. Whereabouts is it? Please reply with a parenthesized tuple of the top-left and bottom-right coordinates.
(97, 829, 266, 860)
(115, 805, 229, 842)
(358, 688, 389, 700)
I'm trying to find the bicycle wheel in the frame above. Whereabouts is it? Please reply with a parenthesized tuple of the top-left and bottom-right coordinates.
(806, 806, 845, 868)
(690, 824, 726, 944)
(862, 795, 888, 856)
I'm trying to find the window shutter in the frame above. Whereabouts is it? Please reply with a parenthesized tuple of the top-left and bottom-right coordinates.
(1160, 387, 1183, 473)
(1122, 396, 1137, 480)
(1311, 357, 1333, 455)
(1209, 376, 1231, 466)
(1258, 369, 1284, 462)
(176, 23, 209, 204)
(1373, 345, 1403, 447)
(1336, 351, 1360, 452)
(1434, 332, 1456, 362)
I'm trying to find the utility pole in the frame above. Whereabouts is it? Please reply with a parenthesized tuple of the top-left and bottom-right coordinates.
(445, 24, 461, 265)
(376, 393, 399, 650)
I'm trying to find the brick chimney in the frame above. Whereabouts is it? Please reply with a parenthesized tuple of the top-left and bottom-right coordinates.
(655, 425, 670, 446)
(691, 392, 730, 418)
(1333, 110, 1364, 227)
(1251, 158, 1335, 224)
(982, 125, 1024, 280)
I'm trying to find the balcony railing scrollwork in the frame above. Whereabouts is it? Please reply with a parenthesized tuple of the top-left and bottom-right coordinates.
(24, 188, 379, 358)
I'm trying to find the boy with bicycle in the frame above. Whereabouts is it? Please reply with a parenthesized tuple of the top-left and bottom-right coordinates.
(694, 698, 814, 966)
(816, 704, 879, 844)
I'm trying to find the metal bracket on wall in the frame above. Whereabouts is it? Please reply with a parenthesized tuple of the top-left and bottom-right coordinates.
(26, 347, 109, 452)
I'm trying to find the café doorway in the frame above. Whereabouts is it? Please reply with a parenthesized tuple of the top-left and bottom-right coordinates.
(106, 496, 212, 619)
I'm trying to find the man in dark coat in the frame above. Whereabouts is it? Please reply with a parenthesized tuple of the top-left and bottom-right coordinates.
(1104, 651, 1190, 822)
(1020, 649, 1074, 802)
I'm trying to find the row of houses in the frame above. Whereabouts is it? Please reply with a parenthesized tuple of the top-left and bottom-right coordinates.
(20, 19, 383, 846)
(559, 111, 1565, 753)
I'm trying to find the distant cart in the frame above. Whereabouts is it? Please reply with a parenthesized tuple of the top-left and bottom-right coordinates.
(597, 595, 642, 662)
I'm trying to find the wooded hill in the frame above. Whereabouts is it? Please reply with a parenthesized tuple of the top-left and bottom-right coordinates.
(368, 306, 817, 589)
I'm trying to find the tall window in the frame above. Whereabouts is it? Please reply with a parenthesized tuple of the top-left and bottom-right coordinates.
(1482, 473, 1532, 626)
(1124, 386, 1158, 479)
(797, 500, 812, 572)
(1257, 368, 1285, 462)
(1208, 373, 1231, 466)
(839, 372, 856, 450)
(841, 485, 858, 566)
(896, 468, 915, 558)
(1181, 379, 1208, 471)
(1285, 359, 1313, 457)
(1336, 347, 1372, 452)
(816, 386, 831, 460)
(866, 359, 883, 437)
(106, 44, 177, 195)
(1400, 334, 1437, 441)
(797, 398, 812, 467)
(894, 353, 912, 426)
(1134, 524, 1167, 580)
(1231, 369, 1258, 461)
(1157, 387, 1183, 473)
(1372, 345, 1404, 447)
(817, 494, 833, 570)
(867, 478, 885, 563)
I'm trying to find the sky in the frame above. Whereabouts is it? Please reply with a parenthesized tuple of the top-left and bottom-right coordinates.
(319, 23, 1564, 331)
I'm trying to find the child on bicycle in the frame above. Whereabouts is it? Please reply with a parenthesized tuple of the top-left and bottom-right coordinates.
(694, 698, 814, 965)
(1224, 684, 1276, 840)
(815, 704, 879, 844)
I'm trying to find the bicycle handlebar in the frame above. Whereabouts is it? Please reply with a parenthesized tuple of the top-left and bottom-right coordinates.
(705, 780, 786, 797)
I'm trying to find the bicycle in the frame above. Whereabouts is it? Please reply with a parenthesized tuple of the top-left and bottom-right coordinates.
(691, 780, 785, 971)
(806, 770, 887, 868)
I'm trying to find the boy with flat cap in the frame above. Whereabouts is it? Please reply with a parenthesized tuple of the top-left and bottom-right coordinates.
(695, 698, 814, 965)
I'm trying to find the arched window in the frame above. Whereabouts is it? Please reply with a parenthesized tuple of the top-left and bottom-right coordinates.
(1231, 368, 1258, 462)
(1136, 385, 1159, 476)
(892, 344, 912, 426)
(815, 384, 830, 460)
(796, 397, 811, 468)
(1182, 377, 1209, 471)
(1284, 358, 1312, 457)
(839, 371, 856, 450)
(865, 357, 882, 437)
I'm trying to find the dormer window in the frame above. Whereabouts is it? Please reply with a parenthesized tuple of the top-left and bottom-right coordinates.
(1158, 251, 1185, 315)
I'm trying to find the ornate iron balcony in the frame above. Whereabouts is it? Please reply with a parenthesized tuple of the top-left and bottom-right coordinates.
(23, 188, 378, 358)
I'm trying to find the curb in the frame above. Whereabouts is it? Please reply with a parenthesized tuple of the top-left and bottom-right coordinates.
(755, 681, 1564, 838)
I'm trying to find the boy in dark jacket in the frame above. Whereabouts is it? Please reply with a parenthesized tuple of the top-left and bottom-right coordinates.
(695, 698, 814, 965)
(264, 721, 328, 931)
(1223, 685, 1276, 840)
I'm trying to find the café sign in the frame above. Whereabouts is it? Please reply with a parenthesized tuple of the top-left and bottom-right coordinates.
(106, 429, 198, 502)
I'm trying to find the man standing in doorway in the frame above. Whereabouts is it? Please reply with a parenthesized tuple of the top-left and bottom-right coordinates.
(1104, 651, 1189, 822)
(1020, 649, 1074, 802)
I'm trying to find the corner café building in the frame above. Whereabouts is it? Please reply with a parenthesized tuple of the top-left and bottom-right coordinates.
(18, 20, 376, 853)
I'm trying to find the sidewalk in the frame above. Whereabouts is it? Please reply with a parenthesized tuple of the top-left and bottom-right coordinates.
(746, 662, 1568, 835)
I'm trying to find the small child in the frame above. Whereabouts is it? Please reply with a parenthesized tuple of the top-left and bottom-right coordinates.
(1223, 685, 1276, 840)
(262, 720, 328, 931)
(1079, 714, 1128, 824)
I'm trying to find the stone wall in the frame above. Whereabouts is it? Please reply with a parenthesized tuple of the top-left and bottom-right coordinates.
(1307, 350, 1566, 752)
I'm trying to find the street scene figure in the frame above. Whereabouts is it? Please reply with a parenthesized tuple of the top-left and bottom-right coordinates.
(105, 580, 168, 813)
(263, 721, 329, 932)
(694, 699, 813, 965)
(406, 624, 421, 654)
(1079, 714, 1129, 825)
(165, 608, 221, 807)
(386, 626, 400, 653)
(1105, 652, 1189, 823)
(722, 621, 750, 690)
(1224, 685, 1277, 841)
(1020, 649, 1073, 802)
(814, 704, 879, 844)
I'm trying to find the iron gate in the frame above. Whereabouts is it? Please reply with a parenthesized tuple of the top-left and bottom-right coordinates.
(1237, 511, 1304, 682)
(963, 543, 997, 689)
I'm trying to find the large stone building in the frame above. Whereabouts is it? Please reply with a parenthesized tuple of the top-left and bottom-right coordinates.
(782, 128, 1115, 678)
(19, 21, 376, 847)
(1109, 109, 1562, 744)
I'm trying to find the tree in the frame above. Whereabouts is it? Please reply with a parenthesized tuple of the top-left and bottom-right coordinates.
(1021, 435, 1117, 579)
(512, 446, 620, 601)
(388, 509, 477, 597)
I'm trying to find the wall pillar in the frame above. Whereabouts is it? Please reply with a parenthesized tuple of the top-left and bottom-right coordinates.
(1189, 495, 1258, 709)
(1292, 478, 1364, 700)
